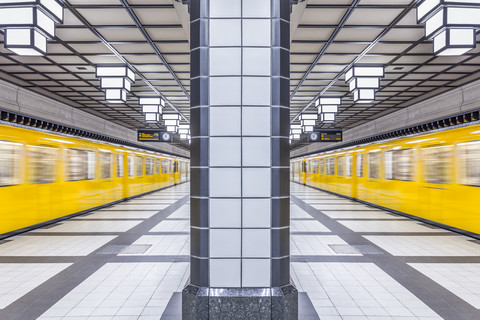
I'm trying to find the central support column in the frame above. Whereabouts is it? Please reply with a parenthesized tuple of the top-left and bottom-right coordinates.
(183, 0, 297, 318)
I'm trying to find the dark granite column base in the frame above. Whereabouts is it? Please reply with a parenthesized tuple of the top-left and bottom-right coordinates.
(182, 284, 298, 320)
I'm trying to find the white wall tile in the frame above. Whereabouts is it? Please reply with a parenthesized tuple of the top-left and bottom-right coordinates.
(210, 137, 241, 166)
(210, 77, 241, 106)
(210, 168, 241, 197)
(210, 19, 241, 47)
(242, 229, 271, 257)
(242, 259, 271, 287)
(210, 0, 241, 18)
(242, 107, 271, 136)
(242, 137, 271, 167)
(242, 168, 271, 197)
(243, 199, 271, 228)
(210, 48, 241, 76)
(210, 259, 241, 287)
(242, 77, 271, 106)
(243, 48, 271, 76)
(210, 229, 241, 257)
(210, 107, 241, 136)
(210, 199, 241, 228)
(242, 19, 271, 47)
(243, 0, 271, 18)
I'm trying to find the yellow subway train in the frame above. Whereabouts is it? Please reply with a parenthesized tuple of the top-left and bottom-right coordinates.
(0, 124, 189, 237)
(291, 124, 480, 235)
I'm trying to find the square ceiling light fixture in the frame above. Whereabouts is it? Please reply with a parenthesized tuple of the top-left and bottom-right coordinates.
(300, 114, 317, 132)
(290, 124, 302, 140)
(178, 124, 190, 140)
(96, 65, 135, 104)
(345, 65, 384, 104)
(0, 0, 63, 56)
(418, 0, 480, 56)
(140, 97, 164, 123)
(163, 113, 180, 132)
(316, 97, 341, 123)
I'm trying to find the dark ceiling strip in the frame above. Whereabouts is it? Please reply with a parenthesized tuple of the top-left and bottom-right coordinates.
(119, 0, 190, 100)
(289, 0, 361, 101)
(290, 0, 422, 123)
(61, 0, 189, 123)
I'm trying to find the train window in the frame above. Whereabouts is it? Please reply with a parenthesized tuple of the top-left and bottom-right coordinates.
(128, 155, 135, 177)
(356, 154, 364, 177)
(145, 158, 154, 175)
(320, 159, 325, 175)
(66, 149, 95, 181)
(29, 146, 57, 184)
(136, 156, 143, 176)
(155, 159, 161, 175)
(346, 155, 353, 177)
(394, 149, 414, 181)
(385, 151, 393, 180)
(0, 141, 21, 186)
(337, 156, 345, 177)
(162, 160, 170, 174)
(326, 158, 335, 175)
(423, 146, 451, 184)
(311, 160, 319, 174)
(368, 152, 380, 179)
(116, 154, 124, 177)
(459, 141, 480, 186)
(100, 152, 112, 179)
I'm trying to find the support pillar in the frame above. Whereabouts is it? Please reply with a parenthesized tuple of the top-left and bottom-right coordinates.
(183, 0, 296, 318)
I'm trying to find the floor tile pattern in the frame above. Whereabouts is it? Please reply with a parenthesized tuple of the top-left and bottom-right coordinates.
(0, 182, 478, 319)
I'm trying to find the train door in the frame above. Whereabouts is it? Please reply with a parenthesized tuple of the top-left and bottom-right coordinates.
(27, 145, 58, 222)
(420, 145, 453, 223)
(99, 150, 115, 204)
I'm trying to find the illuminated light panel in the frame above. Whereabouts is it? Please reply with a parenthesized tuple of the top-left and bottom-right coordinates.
(417, 0, 480, 55)
(0, 0, 63, 55)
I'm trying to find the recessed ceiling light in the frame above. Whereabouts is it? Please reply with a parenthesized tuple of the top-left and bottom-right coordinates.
(76, 66, 87, 70)
(393, 67, 404, 70)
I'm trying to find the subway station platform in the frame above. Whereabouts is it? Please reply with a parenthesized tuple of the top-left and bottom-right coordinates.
(0, 183, 479, 320)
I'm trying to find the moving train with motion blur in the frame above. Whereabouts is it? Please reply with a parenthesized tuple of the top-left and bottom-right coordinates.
(0, 123, 189, 237)
(291, 123, 480, 235)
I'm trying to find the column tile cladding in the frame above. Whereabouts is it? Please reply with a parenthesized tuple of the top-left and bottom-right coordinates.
(190, 0, 290, 289)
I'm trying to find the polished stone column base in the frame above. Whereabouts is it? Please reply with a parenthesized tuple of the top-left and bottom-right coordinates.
(182, 284, 298, 320)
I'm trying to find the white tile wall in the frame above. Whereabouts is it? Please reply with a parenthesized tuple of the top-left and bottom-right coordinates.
(242, 0, 271, 18)
(242, 259, 271, 287)
(242, 77, 271, 106)
(242, 137, 271, 167)
(210, 229, 241, 258)
(210, 259, 241, 287)
(242, 168, 271, 197)
(243, 48, 271, 76)
(209, 19, 241, 47)
(243, 199, 271, 228)
(210, 137, 241, 167)
(210, 0, 241, 18)
(242, 19, 271, 46)
(209, 199, 242, 228)
(210, 168, 242, 197)
(242, 229, 271, 258)
(209, 77, 241, 106)
(242, 107, 271, 136)
(210, 107, 241, 136)
(209, 48, 241, 75)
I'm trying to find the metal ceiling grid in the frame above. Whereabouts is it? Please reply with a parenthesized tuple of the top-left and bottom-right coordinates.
(0, 0, 479, 148)
(0, 0, 190, 130)
(290, 0, 480, 131)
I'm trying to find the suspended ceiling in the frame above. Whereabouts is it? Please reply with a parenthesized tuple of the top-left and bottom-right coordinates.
(1, 0, 480, 132)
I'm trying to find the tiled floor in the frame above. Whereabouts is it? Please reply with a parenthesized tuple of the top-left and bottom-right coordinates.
(0, 182, 480, 319)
